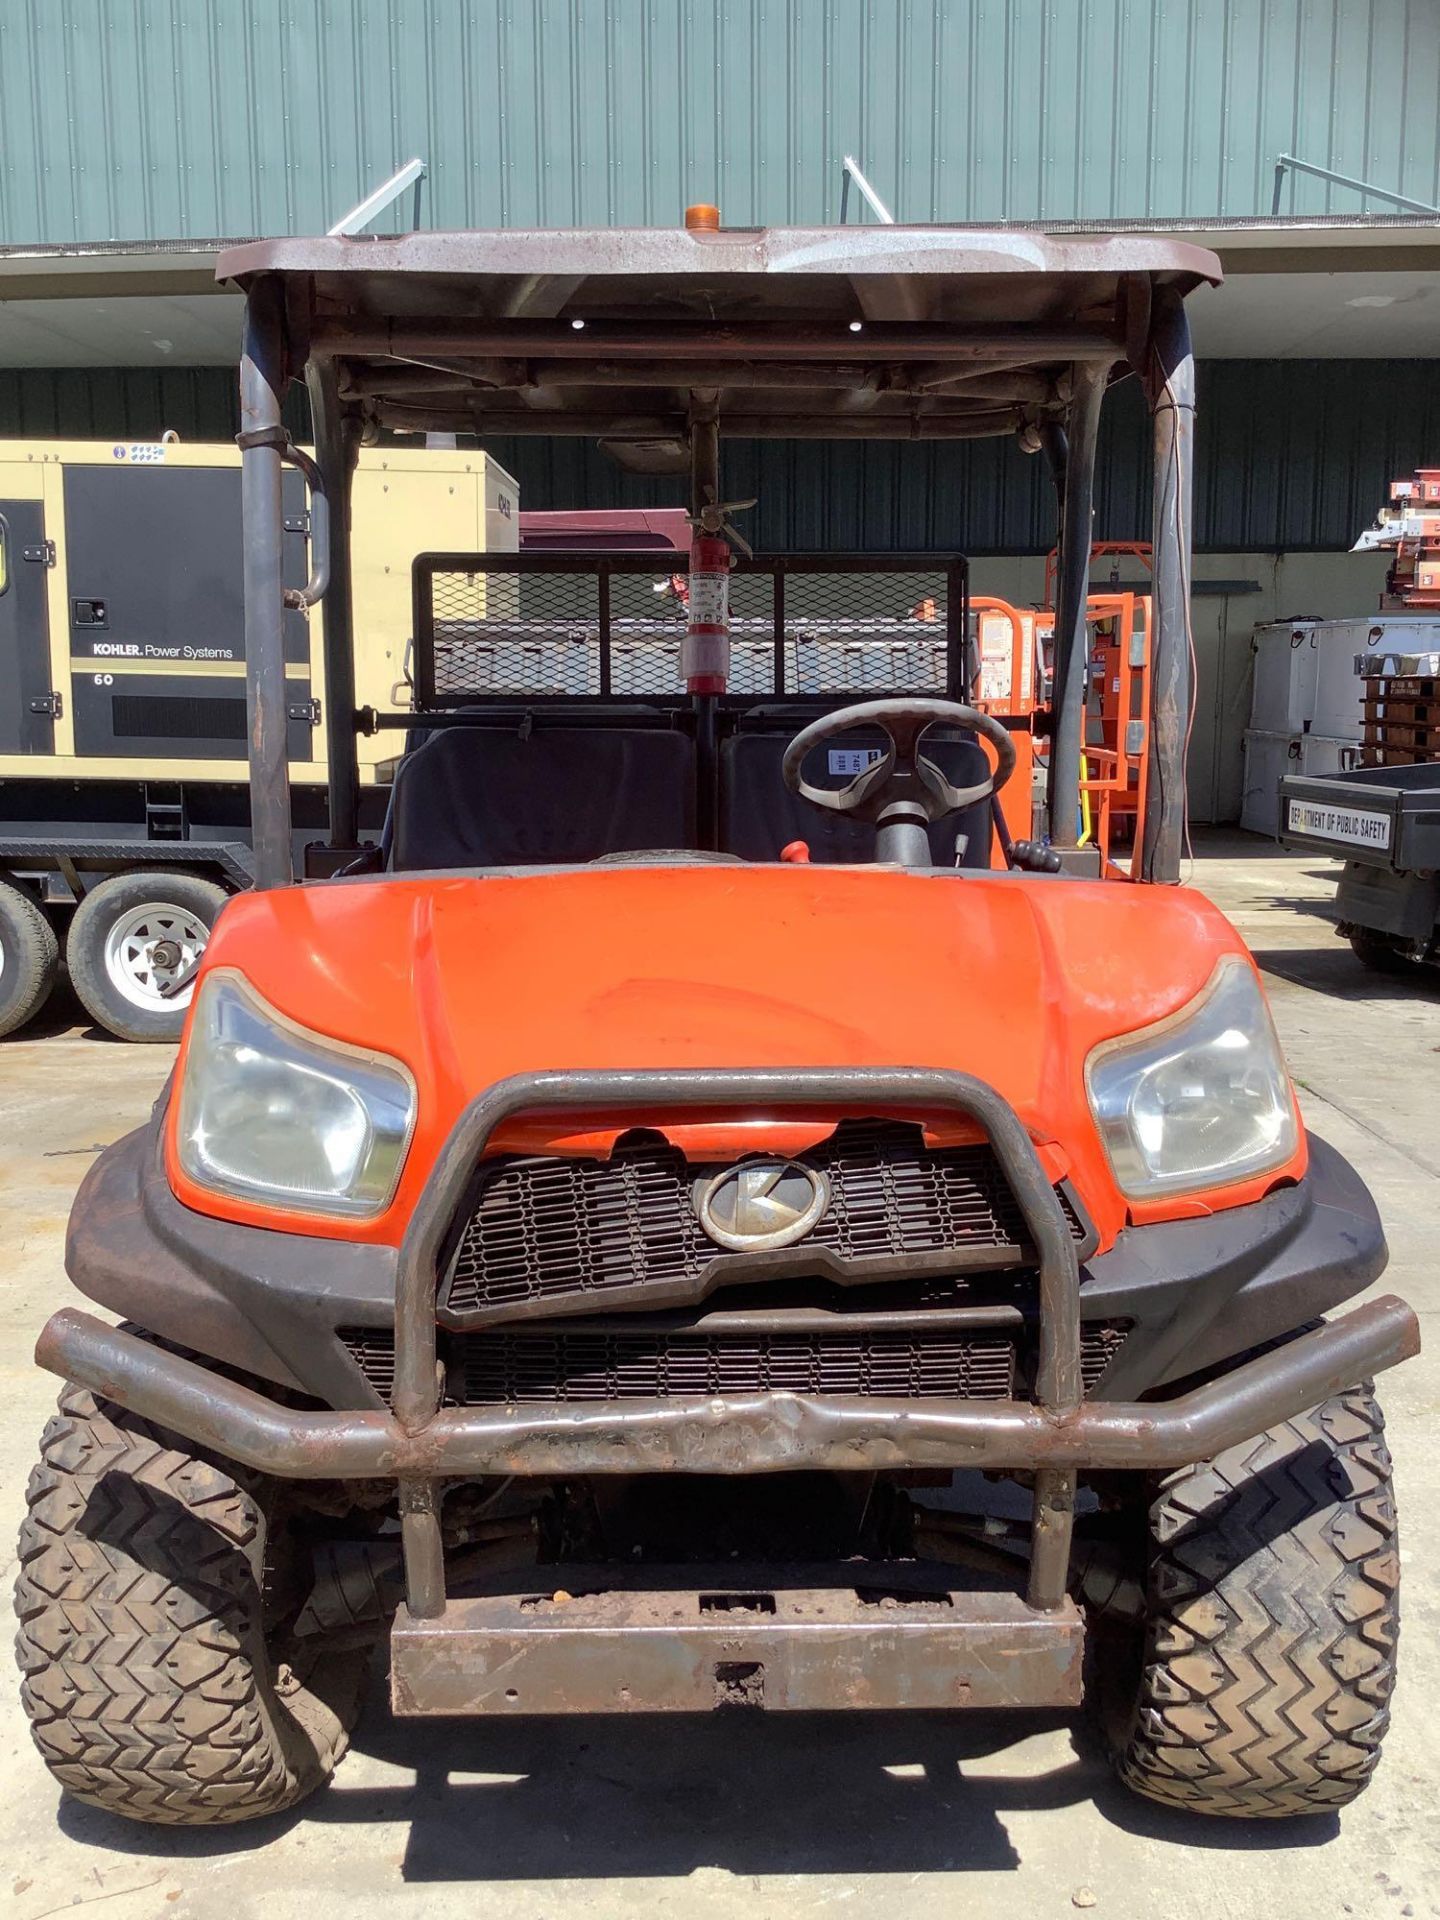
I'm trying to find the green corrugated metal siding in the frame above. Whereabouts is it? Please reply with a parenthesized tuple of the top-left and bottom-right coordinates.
(490, 360, 1440, 551)
(0, 365, 308, 443)
(4, 360, 1435, 554)
(1, 1, 1437, 244)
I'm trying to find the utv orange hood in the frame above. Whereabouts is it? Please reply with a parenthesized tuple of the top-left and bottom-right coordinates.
(166, 865, 1297, 1247)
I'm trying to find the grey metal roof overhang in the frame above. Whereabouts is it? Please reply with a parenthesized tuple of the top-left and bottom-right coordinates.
(3, 218, 1436, 375)
(213, 226, 1221, 446)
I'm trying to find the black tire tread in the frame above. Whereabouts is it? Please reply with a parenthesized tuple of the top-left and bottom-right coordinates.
(14, 1379, 360, 1826)
(1118, 1385, 1399, 1819)
(0, 880, 59, 1038)
(1347, 928, 1423, 975)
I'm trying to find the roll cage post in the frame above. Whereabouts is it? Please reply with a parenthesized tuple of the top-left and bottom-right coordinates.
(689, 389, 721, 850)
(1043, 293, 1194, 880)
(307, 357, 364, 858)
(1140, 290, 1197, 883)
(1045, 357, 1109, 850)
(234, 245, 1199, 890)
(237, 278, 294, 892)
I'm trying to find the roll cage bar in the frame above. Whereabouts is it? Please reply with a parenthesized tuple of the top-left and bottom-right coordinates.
(218, 225, 1218, 887)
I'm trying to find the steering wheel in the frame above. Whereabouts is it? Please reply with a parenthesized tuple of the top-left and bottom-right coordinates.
(781, 697, 1017, 868)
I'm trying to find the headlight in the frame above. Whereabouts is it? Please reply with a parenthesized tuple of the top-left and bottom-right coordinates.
(176, 969, 416, 1218)
(1084, 956, 1298, 1199)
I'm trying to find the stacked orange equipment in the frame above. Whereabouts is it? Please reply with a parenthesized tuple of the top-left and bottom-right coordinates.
(1354, 468, 1440, 609)
(1385, 469, 1440, 608)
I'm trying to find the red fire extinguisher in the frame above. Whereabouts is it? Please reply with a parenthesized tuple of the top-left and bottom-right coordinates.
(681, 531, 731, 695)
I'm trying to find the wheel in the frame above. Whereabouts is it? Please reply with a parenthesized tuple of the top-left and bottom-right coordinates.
(66, 870, 228, 1042)
(1092, 1386, 1399, 1819)
(0, 879, 60, 1038)
(1347, 928, 1422, 976)
(14, 1373, 368, 1826)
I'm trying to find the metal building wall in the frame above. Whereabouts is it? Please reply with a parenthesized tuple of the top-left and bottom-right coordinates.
(1, 1, 1437, 244)
(497, 362, 1440, 555)
(2, 360, 1435, 555)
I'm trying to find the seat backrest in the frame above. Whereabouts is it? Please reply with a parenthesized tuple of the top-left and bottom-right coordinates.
(388, 725, 695, 869)
(719, 726, 995, 867)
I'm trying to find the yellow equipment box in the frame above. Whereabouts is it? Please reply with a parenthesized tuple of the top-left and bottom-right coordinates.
(0, 437, 517, 1040)
(0, 437, 518, 783)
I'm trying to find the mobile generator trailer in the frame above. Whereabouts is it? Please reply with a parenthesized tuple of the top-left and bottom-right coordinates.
(0, 437, 517, 1038)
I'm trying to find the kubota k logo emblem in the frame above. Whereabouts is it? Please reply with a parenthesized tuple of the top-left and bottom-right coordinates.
(696, 1158, 830, 1251)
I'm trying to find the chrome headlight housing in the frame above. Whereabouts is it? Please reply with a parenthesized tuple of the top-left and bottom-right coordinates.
(1084, 956, 1299, 1200)
(176, 970, 416, 1218)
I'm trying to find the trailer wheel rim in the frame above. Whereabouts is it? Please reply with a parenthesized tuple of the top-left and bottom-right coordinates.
(102, 902, 210, 1012)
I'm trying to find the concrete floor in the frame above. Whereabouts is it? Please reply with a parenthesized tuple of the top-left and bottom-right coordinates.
(1, 834, 1436, 1919)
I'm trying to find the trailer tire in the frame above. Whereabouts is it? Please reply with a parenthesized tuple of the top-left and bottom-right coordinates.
(14, 1373, 367, 1827)
(1347, 928, 1424, 976)
(66, 870, 228, 1042)
(1098, 1386, 1399, 1819)
(0, 880, 59, 1038)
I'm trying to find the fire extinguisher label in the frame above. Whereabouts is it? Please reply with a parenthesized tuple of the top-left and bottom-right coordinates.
(688, 570, 729, 628)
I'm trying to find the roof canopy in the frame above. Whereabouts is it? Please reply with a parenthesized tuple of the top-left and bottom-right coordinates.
(18, 220, 1440, 372)
(217, 226, 1220, 456)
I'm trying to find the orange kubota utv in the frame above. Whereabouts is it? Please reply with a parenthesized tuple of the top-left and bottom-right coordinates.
(16, 222, 1417, 1827)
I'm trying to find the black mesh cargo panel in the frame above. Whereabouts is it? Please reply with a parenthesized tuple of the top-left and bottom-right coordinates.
(417, 560, 959, 706)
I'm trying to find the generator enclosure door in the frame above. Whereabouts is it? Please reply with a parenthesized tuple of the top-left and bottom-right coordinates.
(0, 500, 57, 754)
(63, 464, 310, 760)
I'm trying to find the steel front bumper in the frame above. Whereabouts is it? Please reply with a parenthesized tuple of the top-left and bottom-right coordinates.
(42, 1058, 1418, 1488)
(39, 1259, 1416, 1722)
(37, 1291, 1419, 1482)
(38, 1062, 1420, 1708)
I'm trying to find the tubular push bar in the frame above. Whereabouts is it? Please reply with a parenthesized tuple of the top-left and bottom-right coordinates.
(36, 1068, 1422, 1624)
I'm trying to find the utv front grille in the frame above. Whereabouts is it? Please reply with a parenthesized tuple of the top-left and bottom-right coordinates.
(441, 1119, 1091, 1325)
(337, 1321, 1129, 1407)
(338, 1326, 397, 1404)
(458, 1327, 1018, 1403)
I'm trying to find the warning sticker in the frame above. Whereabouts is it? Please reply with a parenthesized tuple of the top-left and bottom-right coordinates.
(686, 572, 728, 627)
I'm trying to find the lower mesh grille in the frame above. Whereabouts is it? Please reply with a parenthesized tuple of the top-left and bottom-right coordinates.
(338, 1321, 1129, 1406)
(459, 1328, 1018, 1403)
(1080, 1320, 1128, 1388)
(339, 1326, 397, 1403)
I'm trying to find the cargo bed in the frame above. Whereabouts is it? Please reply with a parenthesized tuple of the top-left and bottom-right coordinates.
(1280, 763, 1440, 967)
(1280, 762, 1440, 871)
